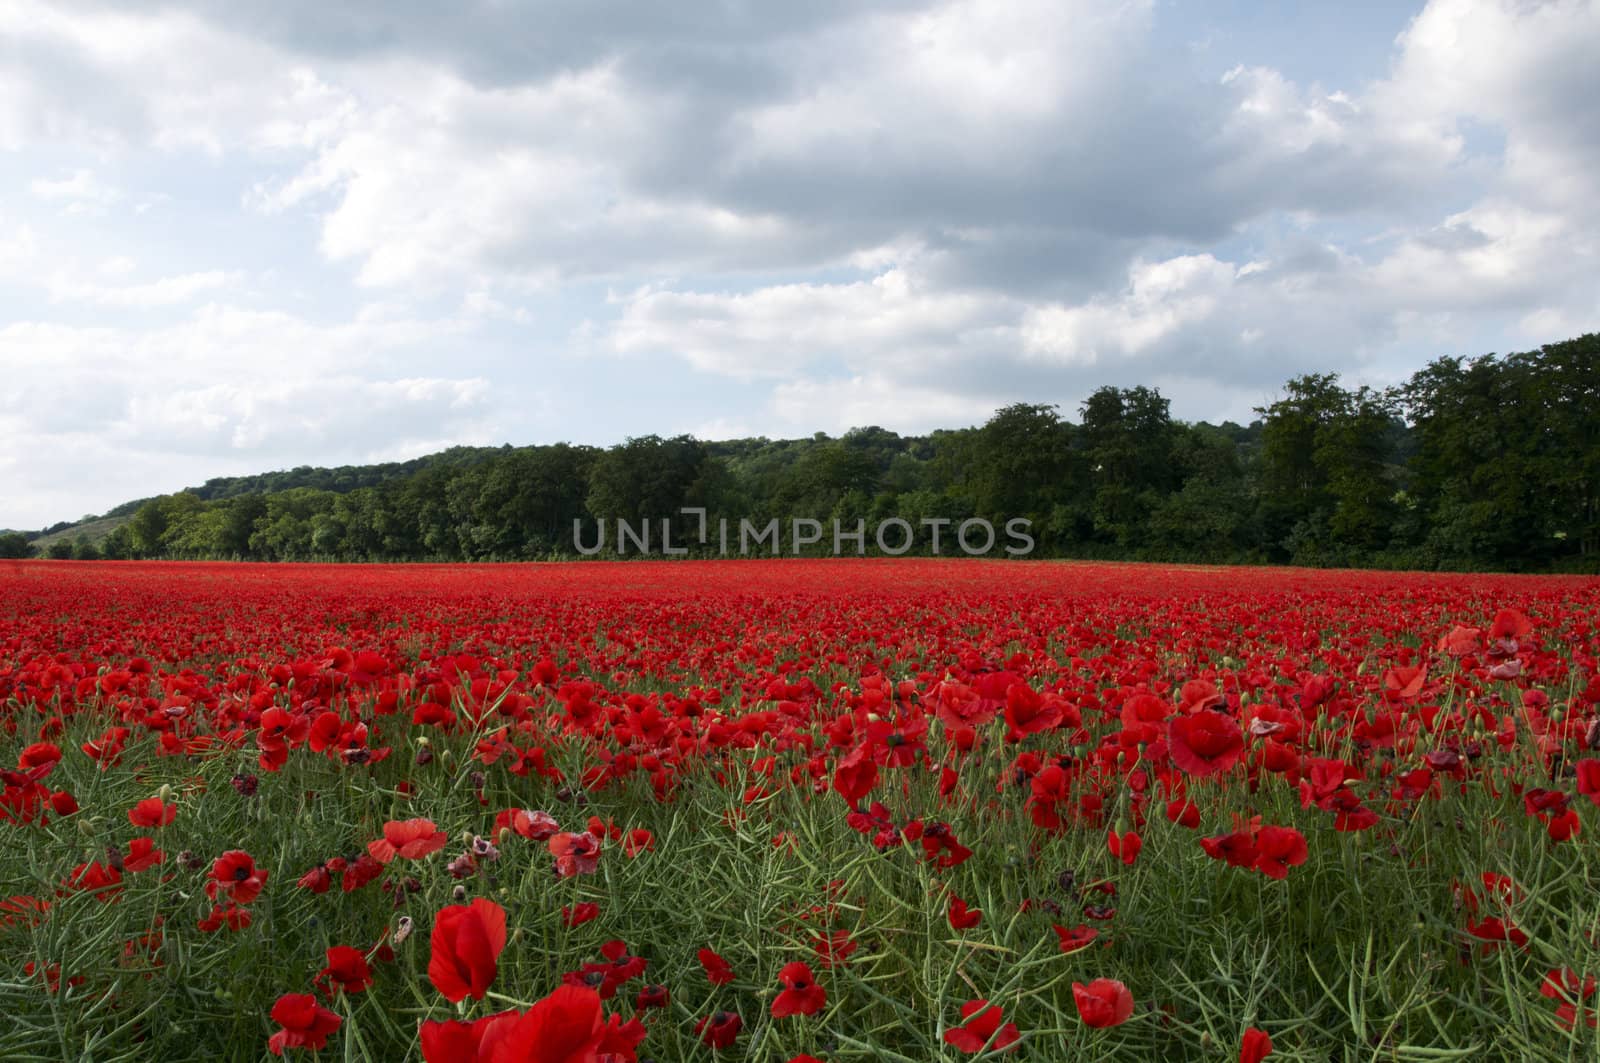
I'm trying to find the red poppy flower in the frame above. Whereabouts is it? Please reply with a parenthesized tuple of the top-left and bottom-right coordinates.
(497, 808, 561, 841)
(943, 999, 1020, 1053)
(266, 993, 342, 1055)
(771, 961, 826, 1018)
(128, 798, 177, 828)
(812, 929, 857, 968)
(1168, 710, 1244, 776)
(1382, 665, 1427, 701)
(1437, 625, 1482, 656)
(429, 897, 507, 1002)
(1073, 978, 1134, 1028)
(198, 903, 252, 932)
(1108, 829, 1142, 865)
(1488, 608, 1532, 641)
(478, 985, 606, 1063)
(833, 746, 879, 805)
(1576, 759, 1600, 807)
(622, 828, 654, 856)
(1240, 1026, 1274, 1062)
(695, 1011, 742, 1049)
(1200, 830, 1259, 869)
(549, 831, 602, 877)
(562, 902, 600, 927)
(948, 896, 983, 930)
(315, 945, 373, 997)
(123, 837, 164, 873)
(1540, 967, 1597, 1003)
(635, 983, 669, 1010)
(699, 948, 735, 985)
(368, 818, 448, 864)
(1252, 826, 1308, 880)
(342, 853, 384, 892)
(208, 850, 269, 904)
(1053, 923, 1099, 953)
(419, 1011, 514, 1063)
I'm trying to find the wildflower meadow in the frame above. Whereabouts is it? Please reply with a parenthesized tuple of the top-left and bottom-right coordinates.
(2, 558, 1599, 1061)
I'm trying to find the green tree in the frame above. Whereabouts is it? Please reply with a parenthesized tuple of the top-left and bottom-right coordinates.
(0, 531, 35, 558)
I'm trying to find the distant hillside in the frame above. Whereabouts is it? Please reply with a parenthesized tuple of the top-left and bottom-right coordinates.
(29, 515, 132, 548)
(20, 446, 509, 551)
(183, 446, 508, 501)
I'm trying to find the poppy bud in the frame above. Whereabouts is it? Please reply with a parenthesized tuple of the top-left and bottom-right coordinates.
(157, 784, 172, 802)
(452, 884, 467, 903)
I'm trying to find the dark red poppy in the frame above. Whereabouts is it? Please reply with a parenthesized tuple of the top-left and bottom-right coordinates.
(128, 797, 176, 828)
(428, 897, 507, 1002)
(1073, 978, 1134, 1028)
(1168, 710, 1244, 776)
(1252, 826, 1308, 879)
(699, 948, 735, 986)
(948, 896, 982, 930)
(266, 993, 342, 1055)
(695, 1011, 742, 1049)
(943, 999, 1020, 1053)
(1053, 923, 1099, 953)
(207, 850, 269, 904)
(315, 945, 373, 997)
(562, 902, 600, 927)
(771, 961, 826, 1018)
(1108, 829, 1142, 865)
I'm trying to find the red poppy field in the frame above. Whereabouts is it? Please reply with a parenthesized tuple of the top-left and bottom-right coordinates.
(3, 558, 1600, 1061)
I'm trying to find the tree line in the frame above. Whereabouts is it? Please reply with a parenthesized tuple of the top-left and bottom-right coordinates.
(6, 333, 1596, 571)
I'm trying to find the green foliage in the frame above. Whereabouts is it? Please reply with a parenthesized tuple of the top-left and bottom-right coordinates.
(28, 332, 1600, 570)
(0, 531, 34, 558)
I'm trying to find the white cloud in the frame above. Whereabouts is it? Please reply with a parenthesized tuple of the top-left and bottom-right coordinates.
(46, 269, 236, 308)
(30, 169, 122, 214)
(772, 374, 999, 435)
(1, 0, 1599, 527)
(610, 268, 1014, 378)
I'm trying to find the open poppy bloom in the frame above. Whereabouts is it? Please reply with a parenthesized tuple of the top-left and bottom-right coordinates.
(428, 897, 507, 1002)
(368, 818, 448, 863)
(695, 1011, 742, 1049)
(1168, 710, 1244, 776)
(562, 901, 600, 927)
(699, 948, 735, 985)
(1053, 923, 1099, 953)
(420, 985, 605, 1063)
(948, 895, 983, 929)
(266, 993, 341, 1055)
(549, 831, 602, 877)
(315, 945, 373, 996)
(208, 850, 269, 904)
(1073, 978, 1134, 1028)
(128, 797, 177, 828)
(944, 999, 1020, 1053)
(771, 961, 826, 1018)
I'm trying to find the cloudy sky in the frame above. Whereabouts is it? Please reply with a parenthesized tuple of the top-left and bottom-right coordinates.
(2, 0, 1597, 529)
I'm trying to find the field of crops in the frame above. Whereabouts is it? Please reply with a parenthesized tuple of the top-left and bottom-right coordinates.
(2, 559, 1599, 1061)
